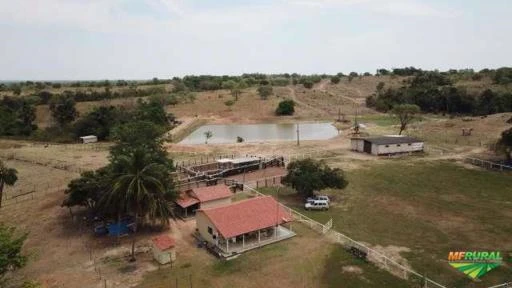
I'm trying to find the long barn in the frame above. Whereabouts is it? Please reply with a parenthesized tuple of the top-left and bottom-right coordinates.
(351, 136, 424, 155)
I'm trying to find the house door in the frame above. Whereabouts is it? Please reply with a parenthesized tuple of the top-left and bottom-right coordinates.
(363, 141, 372, 153)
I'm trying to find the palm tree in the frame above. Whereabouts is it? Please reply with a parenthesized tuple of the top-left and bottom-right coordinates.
(0, 161, 18, 208)
(204, 130, 213, 144)
(102, 150, 173, 261)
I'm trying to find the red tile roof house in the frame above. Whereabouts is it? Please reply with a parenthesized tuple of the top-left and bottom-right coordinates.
(175, 184, 234, 217)
(195, 196, 296, 259)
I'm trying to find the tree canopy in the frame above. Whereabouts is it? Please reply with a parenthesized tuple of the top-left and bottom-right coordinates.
(49, 95, 79, 126)
(257, 85, 273, 100)
(496, 128, 512, 161)
(0, 161, 18, 208)
(0, 224, 27, 280)
(275, 100, 295, 116)
(282, 159, 348, 198)
(391, 104, 420, 135)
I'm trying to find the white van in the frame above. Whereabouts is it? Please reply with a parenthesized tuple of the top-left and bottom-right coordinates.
(305, 200, 329, 211)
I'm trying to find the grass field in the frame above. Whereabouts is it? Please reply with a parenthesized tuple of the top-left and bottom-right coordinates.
(137, 224, 412, 288)
(259, 161, 512, 287)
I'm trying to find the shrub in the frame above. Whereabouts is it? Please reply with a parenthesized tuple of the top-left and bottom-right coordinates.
(275, 100, 295, 115)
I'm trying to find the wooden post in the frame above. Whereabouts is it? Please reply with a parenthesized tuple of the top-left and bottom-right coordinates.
(242, 234, 245, 249)
(258, 230, 261, 245)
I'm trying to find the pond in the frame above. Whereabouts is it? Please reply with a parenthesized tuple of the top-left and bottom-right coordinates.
(179, 122, 339, 144)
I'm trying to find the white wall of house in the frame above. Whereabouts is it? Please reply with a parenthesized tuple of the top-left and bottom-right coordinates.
(200, 197, 232, 209)
(351, 139, 365, 152)
(374, 142, 424, 155)
(196, 211, 220, 245)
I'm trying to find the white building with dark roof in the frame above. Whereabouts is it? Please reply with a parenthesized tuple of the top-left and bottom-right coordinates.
(351, 136, 424, 155)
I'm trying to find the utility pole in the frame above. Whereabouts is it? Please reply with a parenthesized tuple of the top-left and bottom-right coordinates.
(296, 123, 300, 146)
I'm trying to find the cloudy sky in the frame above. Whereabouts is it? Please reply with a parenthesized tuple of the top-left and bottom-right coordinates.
(0, 0, 510, 80)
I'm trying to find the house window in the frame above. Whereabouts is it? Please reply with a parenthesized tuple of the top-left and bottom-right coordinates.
(385, 145, 389, 148)
(408, 143, 412, 146)
(208, 226, 213, 235)
(397, 144, 401, 147)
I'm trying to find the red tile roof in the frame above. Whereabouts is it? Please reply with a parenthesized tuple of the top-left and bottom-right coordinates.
(199, 196, 293, 239)
(152, 235, 175, 251)
(191, 184, 233, 203)
(175, 193, 200, 208)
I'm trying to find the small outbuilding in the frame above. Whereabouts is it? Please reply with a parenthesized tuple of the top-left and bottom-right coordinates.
(175, 184, 234, 217)
(152, 235, 176, 265)
(351, 136, 424, 155)
(79, 135, 98, 144)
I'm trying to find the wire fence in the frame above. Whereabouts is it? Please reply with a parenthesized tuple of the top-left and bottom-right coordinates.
(464, 157, 512, 171)
(242, 184, 447, 288)
(0, 152, 92, 174)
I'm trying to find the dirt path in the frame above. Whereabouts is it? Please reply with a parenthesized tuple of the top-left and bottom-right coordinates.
(287, 86, 325, 115)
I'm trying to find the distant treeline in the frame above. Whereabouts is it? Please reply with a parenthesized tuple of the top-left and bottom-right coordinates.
(0, 92, 176, 142)
(0, 78, 172, 94)
(367, 68, 512, 115)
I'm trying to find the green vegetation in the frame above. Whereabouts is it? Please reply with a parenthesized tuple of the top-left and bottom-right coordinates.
(275, 99, 295, 116)
(204, 130, 213, 144)
(49, 95, 79, 127)
(0, 97, 37, 136)
(323, 245, 411, 288)
(63, 120, 177, 258)
(391, 104, 420, 135)
(102, 149, 173, 261)
(0, 224, 27, 282)
(367, 70, 512, 115)
(282, 158, 348, 198)
(257, 85, 273, 100)
(330, 76, 341, 84)
(263, 161, 512, 287)
(0, 161, 18, 208)
(496, 128, 512, 161)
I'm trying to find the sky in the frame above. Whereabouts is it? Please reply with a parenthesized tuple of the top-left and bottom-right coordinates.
(0, 0, 510, 80)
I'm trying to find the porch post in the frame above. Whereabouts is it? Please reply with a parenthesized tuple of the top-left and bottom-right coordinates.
(227, 238, 229, 253)
(274, 225, 278, 239)
(242, 234, 245, 249)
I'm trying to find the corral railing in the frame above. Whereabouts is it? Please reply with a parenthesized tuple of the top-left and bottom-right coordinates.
(245, 175, 286, 188)
(242, 184, 447, 288)
(464, 157, 512, 171)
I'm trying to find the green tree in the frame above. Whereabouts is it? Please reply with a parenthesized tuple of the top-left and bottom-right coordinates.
(0, 224, 27, 281)
(282, 158, 348, 198)
(49, 95, 79, 127)
(0, 161, 18, 208)
(62, 168, 112, 210)
(391, 104, 420, 135)
(330, 76, 341, 84)
(110, 121, 170, 167)
(303, 80, 314, 89)
(231, 81, 247, 101)
(73, 106, 120, 140)
(257, 85, 273, 100)
(496, 128, 512, 161)
(101, 149, 174, 261)
(204, 131, 213, 144)
(275, 100, 295, 115)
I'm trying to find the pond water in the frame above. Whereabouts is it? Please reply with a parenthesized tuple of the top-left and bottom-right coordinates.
(179, 122, 339, 144)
